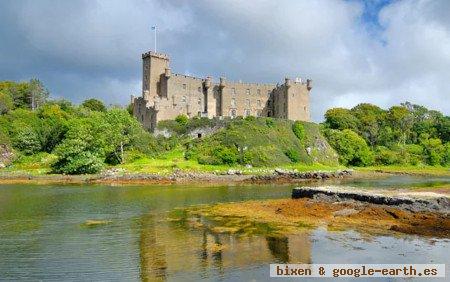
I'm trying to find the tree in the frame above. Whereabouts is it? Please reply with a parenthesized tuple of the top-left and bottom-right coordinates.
(82, 98, 107, 112)
(29, 79, 49, 110)
(420, 134, 445, 166)
(324, 108, 359, 131)
(325, 129, 374, 166)
(386, 106, 414, 145)
(350, 103, 384, 147)
(0, 92, 13, 114)
(51, 114, 108, 174)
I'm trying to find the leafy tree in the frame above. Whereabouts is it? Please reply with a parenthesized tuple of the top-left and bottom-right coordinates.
(324, 108, 359, 131)
(325, 129, 374, 166)
(420, 134, 445, 165)
(29, 79, 49, 110)
(386, 106, 414, 145)
(12, 127, 41, 155)
(350, 103, 384, 147)
(82, 98, 107, 112)
(0, 79, 48, 110)
(0, 92, 13, 114)
(52, 138, 104, 174)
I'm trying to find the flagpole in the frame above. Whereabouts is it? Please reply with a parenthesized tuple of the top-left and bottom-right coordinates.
(153, 25, 157, 52)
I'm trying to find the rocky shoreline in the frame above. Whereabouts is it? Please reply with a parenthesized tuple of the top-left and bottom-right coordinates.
(0, 169, 354, 185)
(292, 186, 450, 214)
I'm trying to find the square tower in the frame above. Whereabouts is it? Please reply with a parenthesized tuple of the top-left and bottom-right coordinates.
(142, 51, 170, 100)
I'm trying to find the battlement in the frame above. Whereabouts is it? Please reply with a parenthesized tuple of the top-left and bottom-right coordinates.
(142, 51, 169, 60)
(172, 73, 205, 81)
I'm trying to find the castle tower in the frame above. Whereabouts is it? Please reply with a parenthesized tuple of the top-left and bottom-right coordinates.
(142, 51, 170, 100)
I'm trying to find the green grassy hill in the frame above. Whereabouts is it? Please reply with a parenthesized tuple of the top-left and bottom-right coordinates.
(161, 117, 339, 167)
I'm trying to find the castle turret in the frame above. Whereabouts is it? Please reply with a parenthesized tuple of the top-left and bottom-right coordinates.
(285, 77, 291, 87)
(142, 51, 170, 100)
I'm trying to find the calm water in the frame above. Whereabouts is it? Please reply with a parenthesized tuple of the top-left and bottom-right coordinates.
(0, 175, 449, 281)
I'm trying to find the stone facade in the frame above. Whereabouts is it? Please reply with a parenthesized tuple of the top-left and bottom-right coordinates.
(132, 51, 312, 131)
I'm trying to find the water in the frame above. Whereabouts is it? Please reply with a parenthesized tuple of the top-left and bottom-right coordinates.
(0, 176, 448, 281)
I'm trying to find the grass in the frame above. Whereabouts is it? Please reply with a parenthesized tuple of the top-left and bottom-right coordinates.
(0, 152, 55, 175)
(357, 165, 450, 177)
(118, 146, 344, 175)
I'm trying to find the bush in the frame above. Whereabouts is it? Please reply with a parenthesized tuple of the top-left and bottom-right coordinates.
(265, 118, 275, 128)
(12, 127, 41, 155)
(51, 139, 104, 174)
(325, 129, 374, 166)
(285, 148, 300, 163)
(175, 114, 189, 126)
(292, 121, 306, 142)
(213, 146, 238, 165)
(374, 146, 399, 165)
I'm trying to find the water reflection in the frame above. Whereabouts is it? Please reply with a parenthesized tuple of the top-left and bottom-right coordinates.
(139, 214, 167, 281)
(138, 211, 313, 281)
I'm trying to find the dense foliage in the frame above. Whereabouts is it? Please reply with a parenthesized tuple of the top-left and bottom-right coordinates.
(323, 102, 449, 166)
(0, 81, 175, 174)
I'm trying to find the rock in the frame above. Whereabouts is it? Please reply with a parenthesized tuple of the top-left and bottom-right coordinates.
(292, 186, 450, 213)
(227, 169, 242, 175)
(245, 164, 253, 169)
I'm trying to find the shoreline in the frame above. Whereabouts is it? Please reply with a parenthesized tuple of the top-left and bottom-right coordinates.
(0, 169, 354, 185)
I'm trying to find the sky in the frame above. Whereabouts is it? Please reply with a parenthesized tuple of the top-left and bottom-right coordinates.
(0, 0, 449, 121)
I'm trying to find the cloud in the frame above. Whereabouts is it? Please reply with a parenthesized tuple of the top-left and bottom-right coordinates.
(0, 0, 448, 121)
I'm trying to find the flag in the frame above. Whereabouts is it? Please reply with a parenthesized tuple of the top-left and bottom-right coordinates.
(151, 26, 156, 30)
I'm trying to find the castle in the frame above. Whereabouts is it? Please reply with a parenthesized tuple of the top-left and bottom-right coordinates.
(132, 51, 312, 131)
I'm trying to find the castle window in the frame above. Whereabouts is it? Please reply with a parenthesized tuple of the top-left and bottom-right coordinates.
(231, 98, 236, 107)
(246, 89, 250, 95)
(231, 88, 236, 96)
(230, 109, 236, 118)
(245, 99, 250, 107)
(182, 83, 187, 90)
(182, 96, 186, 103)
(257, 89, 261, 95)
(141, 114, 144, 121)
(198, 98, 202, 105)
(304, 106, 307, 111)
(244, 109, 251, 117)
(257, 110, 262, 117)
(257, 100, 261, 107)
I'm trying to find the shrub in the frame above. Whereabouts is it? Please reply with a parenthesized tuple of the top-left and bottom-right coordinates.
(12, 127, 41, 155)
(374, 146, 399, 165)
(213, 146, 238, 165)
(265, 118, 275, 128)
(292, 121, 306, 142)
(285, 148, 300, 163)
(51, 139, 104, 174)
(175, 114, 189, 126)
(325, 129, 374, 166)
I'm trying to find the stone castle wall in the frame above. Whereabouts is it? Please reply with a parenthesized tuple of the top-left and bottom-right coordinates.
(133, 51, 312, 131)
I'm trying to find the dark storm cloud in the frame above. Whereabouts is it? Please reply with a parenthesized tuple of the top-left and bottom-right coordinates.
(0, 0, 449, 120)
